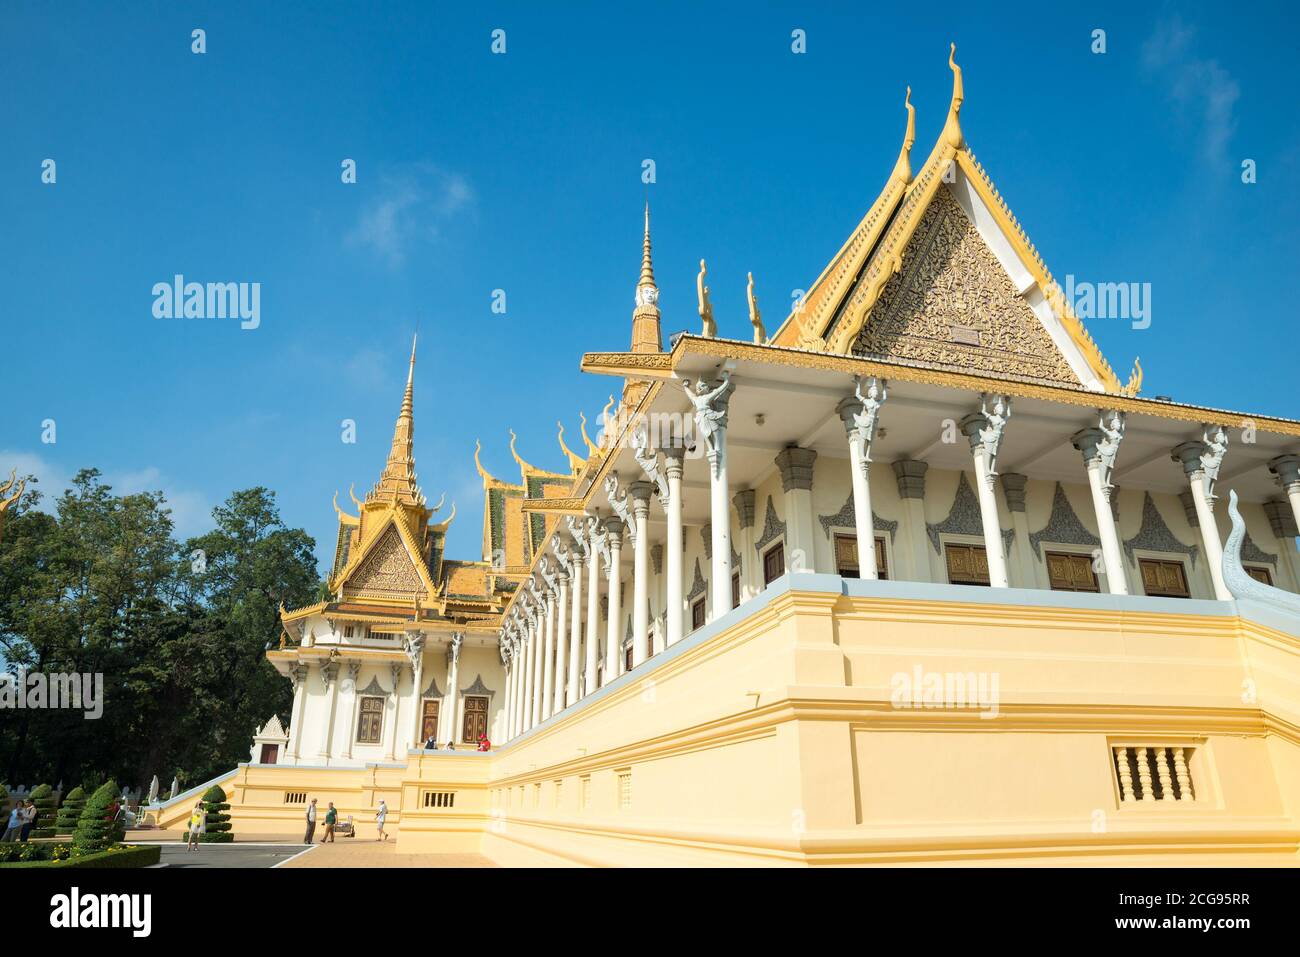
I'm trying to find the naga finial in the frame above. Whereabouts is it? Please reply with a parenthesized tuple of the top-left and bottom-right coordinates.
(557, 420, 586, 473)
(942, 43, 965, 150)
(348, 483, 364, 511)
(599, 394, 617, 446)
(747, 272, 766, 344)
(579, 411, 600, 456)
(697, 259, 716, 337)
(892, 86, 917, 183)
(1122, 357, 1143, 396)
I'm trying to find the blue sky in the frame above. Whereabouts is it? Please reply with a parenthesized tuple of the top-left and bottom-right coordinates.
(2, 1, 1297, 574)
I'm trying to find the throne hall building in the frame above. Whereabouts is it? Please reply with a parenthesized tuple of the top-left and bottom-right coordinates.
(152, 50, 1300, 866)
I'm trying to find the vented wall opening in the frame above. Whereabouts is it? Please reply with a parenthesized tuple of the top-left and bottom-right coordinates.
(1112, 746, 1196, 803)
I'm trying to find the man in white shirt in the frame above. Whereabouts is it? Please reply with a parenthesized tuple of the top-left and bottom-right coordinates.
(304, 798, 317, 844)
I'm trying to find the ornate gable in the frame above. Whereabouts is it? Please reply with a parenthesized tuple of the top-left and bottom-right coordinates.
(852, 188, 1080, 386)
(343, 523, 425, 600)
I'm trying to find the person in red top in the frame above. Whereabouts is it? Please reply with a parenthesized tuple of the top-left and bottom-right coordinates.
(477, 734, 491, 752)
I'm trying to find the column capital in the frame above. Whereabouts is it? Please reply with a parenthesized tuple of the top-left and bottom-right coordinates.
(603, 516, 625, 544)
(628, 480, 654, 511)
(775, 446, 818, 492)
(1269, 454, 1300, 493)
(892, 459, 928, 500)
(1264, 498, 1300, 538)
(732, 488, 757, 529)
(1000, 473, 1028, 512)
(604, 473, 637, 545)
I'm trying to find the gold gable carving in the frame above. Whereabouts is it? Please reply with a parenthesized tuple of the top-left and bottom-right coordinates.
(852, 188, 1080, 387)
(344, 524, 424, 599)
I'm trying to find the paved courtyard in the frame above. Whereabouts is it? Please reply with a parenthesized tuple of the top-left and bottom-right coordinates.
(129, 830, 495, 868)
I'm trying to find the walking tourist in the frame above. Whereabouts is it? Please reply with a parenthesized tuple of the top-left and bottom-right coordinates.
(187, 801, 205, 851)
(321, 801, 337, 843)
(304, 797, 317, 844)
(376, 799, 388, 842)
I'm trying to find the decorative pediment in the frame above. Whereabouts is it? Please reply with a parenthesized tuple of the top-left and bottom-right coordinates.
(818, 492, 899, 541)
(1241, 531, 1277, 567)
(255, 714, 287, 740)
(357, 676, 387, 697)
(852, 188, 1079, 387)
(687, 558, 708, 602)
(926, 472, 1014, 556)
(1028, 483, 1100, 559)
(755, 497, 786, 551)
(1123, 493, 1200, 568)
(460, 674, 496, 698)
(700, 524, 742, 568)
(421, 675, 444, 699)
(341, 521, 429, 601)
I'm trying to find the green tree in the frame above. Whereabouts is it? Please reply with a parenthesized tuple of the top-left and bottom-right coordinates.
(73, 780, 123, 851)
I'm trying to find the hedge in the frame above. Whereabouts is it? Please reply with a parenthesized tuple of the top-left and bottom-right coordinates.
(74, 780, 125, 851)
(0, 843, 160, 869)
(55, 787, 86, 834)
(30, 783, 57, 839)
(200, 785, 233, 843)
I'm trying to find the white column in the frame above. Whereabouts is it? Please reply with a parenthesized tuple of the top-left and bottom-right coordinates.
(959, 394, 1012, 588)
(1269, 455, 1300, 535)
(1172, 426, 1231, 600)
(384, 662, 402, 760)
(684, 371, 736, 621)
(730, 491, 757, 600)
(510, 633, 524, 737)
(541, 590, 556, 721)
(775, 446, 818, 574)
(318, 660, 340, 763)
(664, 448, 686, 643)
(442, 634, 462, 746)
(529, 610, 544, 727)
(630, 482, 652, 667)
(553, 573, 569, 715)
(585, 529, 601, 696)
(502, 653, 515, 741)
(567, 556, 583, 706)
(1073, 417, 1129, 595)
(342, 662, 361, 760)
(603, 518, 624, 684)
(522, 617, 537, 732)
(287, 664, 308, 762)
(1000, 474, 1042, 588)
(892, 461, 931, 582)
(837, 377, 887, 578)
(406, 633, 425, 748)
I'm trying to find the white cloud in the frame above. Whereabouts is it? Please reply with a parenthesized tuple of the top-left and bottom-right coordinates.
(346, 164, 475, 268)
(1141, 17, 1240, 165)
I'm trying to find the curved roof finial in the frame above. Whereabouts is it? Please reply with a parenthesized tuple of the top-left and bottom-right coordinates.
(942, 43, 965, 150)
(1123, 356, 1143, 396)
(557, 420, 586, 472)
(599, 394, 617, 445)
(579, 411, 600, 456)
(891, 86, 917, 183)
(348, 483, 364, 511)
(508, 428, 524, 468)
(474, 439, 491, 482)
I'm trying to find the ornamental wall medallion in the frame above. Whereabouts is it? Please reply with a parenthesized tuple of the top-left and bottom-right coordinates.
(1122, 492, 1200, 568)
(852, 188, 1079, 387)
(1028, 483, 1101, 559)
(755, 496, 787, 551)
(817, 492, 900, 541)
(346, 523, 424, 599)
(927, 473, 989, 554)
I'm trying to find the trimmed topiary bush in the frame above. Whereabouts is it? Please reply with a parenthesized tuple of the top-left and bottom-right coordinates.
(29, 784, 57, 839)
(0, 784, 8, 819)
(55, 787, 85, 834)
(73, 780, 124, 851)
(200, 785, 233, 843)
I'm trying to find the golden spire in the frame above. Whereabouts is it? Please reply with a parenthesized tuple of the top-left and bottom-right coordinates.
(942, 43, 965, 150)
(639, 202, 656, 290)
(370, 335, 424, 508)
(891, 86, 917, 183)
